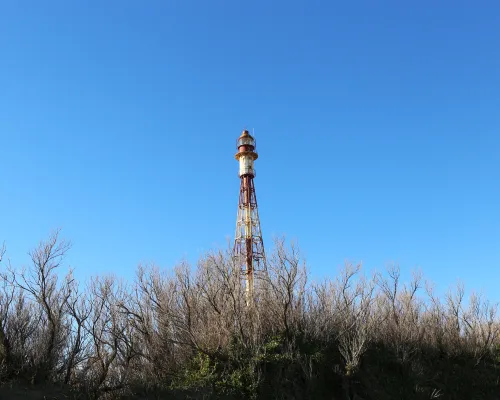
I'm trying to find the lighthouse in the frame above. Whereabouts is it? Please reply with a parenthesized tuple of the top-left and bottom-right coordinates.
(233, 130, 265, 303)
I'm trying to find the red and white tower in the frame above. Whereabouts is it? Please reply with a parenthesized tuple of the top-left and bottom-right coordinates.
(233, 130, 265, 302)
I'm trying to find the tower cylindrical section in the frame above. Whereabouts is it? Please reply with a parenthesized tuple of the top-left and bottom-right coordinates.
(239, 154, 255, 177)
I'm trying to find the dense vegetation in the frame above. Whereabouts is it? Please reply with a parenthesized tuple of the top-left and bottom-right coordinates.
(0, 231, 499, 399)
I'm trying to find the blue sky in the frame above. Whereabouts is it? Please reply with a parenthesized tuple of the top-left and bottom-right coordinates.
(0, 1, 499, 299)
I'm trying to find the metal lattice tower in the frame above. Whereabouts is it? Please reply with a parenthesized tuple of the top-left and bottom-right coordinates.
(233, 129, 265, 303)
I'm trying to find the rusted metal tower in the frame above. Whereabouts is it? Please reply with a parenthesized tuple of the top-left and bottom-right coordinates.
(233, 129, 265, 303)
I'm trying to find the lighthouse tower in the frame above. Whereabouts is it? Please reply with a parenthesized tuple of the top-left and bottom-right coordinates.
(233, 130, 265, 302)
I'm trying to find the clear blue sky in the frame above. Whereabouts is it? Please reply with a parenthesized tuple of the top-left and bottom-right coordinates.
(1, 1, 499, 299)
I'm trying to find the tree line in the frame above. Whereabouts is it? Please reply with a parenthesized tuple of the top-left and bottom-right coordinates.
(0, 231, 498, 399)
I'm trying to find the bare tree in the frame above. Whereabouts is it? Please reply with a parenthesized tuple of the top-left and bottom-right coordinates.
(261, 238, 308, 340)
(4, 230, 72, 382)
(62, 278, 93, 385)
(79, 275, 132, 398)
(375, 266, 425, 364)
(335, 263, 375, 375)
(0, 243, 14, 378)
